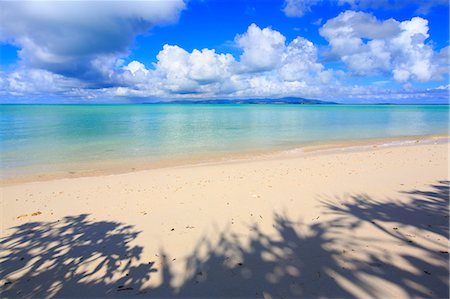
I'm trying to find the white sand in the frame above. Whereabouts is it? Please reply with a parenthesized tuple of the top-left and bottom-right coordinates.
(1, 138, 448, 298)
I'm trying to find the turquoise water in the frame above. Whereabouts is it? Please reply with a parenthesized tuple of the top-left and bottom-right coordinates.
(1, 104, 448, 178)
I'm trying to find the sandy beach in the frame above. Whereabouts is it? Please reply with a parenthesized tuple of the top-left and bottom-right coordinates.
(1, 137, 449, 298)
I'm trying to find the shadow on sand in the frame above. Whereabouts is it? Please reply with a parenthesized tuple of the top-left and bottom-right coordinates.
(0, 215, 155, 298)
(1, 181, 448, 298)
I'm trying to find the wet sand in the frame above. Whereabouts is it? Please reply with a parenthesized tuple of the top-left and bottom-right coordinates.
(1, 134, 447, 186)
(1, 138, 449, 298)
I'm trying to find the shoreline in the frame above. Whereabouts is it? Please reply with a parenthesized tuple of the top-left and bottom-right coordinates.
(1, 136, 448, 297)
(1, 133, 448, 186)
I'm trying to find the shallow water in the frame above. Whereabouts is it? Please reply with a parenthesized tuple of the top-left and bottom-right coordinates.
(1, 104, 448, 178)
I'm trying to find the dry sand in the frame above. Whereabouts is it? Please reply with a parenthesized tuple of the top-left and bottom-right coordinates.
(1, 137, 449, 298)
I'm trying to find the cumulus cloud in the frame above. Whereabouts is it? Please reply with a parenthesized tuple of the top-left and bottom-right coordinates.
(279, 37, 331, 83)
(117, 24, 333, 98)
(0, 68, 82, 96)
(282, 0, 320, 17)
(235, 24, 286, 72)
(320, 11, 442, 82)
(154, 45, 236, 93)
(102, 24, 332, 99)
(0, 0, 185, 80)
(1, 20, 447, 103)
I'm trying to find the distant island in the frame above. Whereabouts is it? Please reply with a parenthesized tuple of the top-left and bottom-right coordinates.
(154, 97, 337, 105)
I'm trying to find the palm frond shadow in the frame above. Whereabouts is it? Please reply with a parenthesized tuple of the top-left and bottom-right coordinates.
(1, 181, 448, 298)
(0, 214, 155, 298)
(322, 180, 449, 240)
(320, 180, 449, 298)
(151, 215, 359, 298)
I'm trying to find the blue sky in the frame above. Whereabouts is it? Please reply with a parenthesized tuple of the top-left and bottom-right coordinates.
(0, 0, 448, 103)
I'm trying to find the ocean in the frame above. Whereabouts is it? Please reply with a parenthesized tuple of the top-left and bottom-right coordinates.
(1, 104, 448, 179)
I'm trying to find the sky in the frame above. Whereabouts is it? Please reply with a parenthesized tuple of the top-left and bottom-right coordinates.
(0, 0, 449, 103)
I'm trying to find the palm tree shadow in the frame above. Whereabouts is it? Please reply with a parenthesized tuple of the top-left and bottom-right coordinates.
(322, 180, 449, 240)
(0, 214, 156, 298)
(162, 215, 361, 298)
(321, 180, 449, 298)
(1, 181, 448, 298)
(148, 214, 398, 298)
(157, 181, 449, 298)
(1, 213, 370, 298)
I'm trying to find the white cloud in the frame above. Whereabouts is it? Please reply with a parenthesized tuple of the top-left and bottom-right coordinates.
(279, 37, 330, 83)
(320, 11, 442, 82)
(1, 22, 447, 103)
(119, 60, 151, 86)
(320, 10, 400, 40)
(149, 24, 331, 98)
(389, 17, 436, 82)
(188, 49, 236, 83)
(91, 24, 332, 99)
(235, 24, 286, 72)
(113, 44, 238, 95)
(154, 45, 199, 93)
(0, 0, 185, 78)
(0, 68, 82, 96)
(153, 45, 237, 93)
(124, 61, 149, 77)
(435, 84, 449, 90)
(282, 0, 320, 17)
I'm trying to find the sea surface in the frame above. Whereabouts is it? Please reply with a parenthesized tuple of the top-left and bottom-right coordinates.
(1, 104, 448, 179)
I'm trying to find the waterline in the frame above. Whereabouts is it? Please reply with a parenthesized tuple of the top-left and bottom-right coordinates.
(1, 104, 448, 181)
